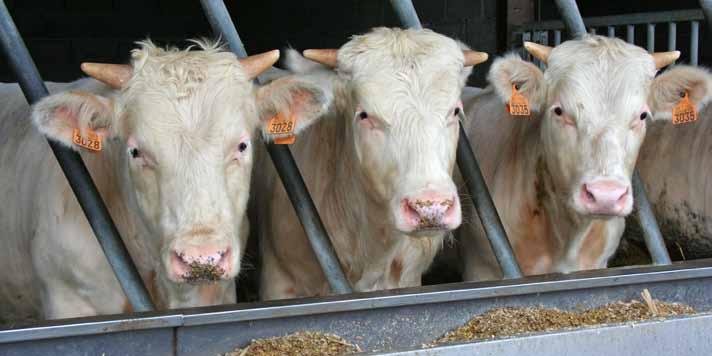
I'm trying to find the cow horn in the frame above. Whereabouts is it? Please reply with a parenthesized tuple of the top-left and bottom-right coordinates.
(652, 51, 681, 69)
(463, 50, 489, 66)
(303, 49, 339, 68)
(239, 49, 280, 79)
(524, 42, 553, 64)
(80, 63, 133, 89)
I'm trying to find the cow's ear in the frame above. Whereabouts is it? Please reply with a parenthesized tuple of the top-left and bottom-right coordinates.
(255, 75, 332, 141)
(31, 91, 115, 150)
(488, 53, 546, 113)
(649, 65, 712, 120)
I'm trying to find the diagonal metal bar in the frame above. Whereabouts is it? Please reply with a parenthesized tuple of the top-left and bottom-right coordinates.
(699, 0, 712, 34)
(198, 0, 353, 294)
(552, 0, 671, 265)
(0, 0, 154, 311)
(389, 0, 522, 279)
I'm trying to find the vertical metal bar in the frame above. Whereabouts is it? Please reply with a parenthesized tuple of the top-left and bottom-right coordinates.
(668, 22, 677, 51)
(198, 0, 352, 294)
(633, 171, 672, 265)
(691, 21, 700, 65)
(522, 32, 532, 59)
(0, 0, 154, 312)
(390, 0, 522, 278)
(541, 31, 549, 45)
(646, 23, 655, 52)
(554, 30, 562, 45)
(553, 0, 587, 38)
(607, 26, 615, 38)
(699, 0, 712, 34)
(456, 118, 522, 279)
(627, 24, 635, 43)
(389, 0, 423, 29)
(589, 27, 596, 35)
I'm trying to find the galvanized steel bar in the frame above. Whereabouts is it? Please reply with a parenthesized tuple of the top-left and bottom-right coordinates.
(518, 9, 703, 32)
(627, 24, 635, 43)
(389, 0, 423, 29)
(700, 0, 712, 33)
(668, 22, 677, 51)
(0, 0, 154, 312)
(607, 26, 615, 37)
(456, 122, 522, 278)
(589, 27, 596, 35)
(198, 0, 352, 294)
(554, 30, 562, 45)
(632, 171, 672, 265)
(389, 0, 522, 278)
(691, 21, 700, 65)
(554, 0, 587, 38)
(646, 23, 655, 52)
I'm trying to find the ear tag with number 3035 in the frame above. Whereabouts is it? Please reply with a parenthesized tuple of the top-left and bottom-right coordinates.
(267, 112, 296, 145)
(672, 91, 697, 125)
(506, 83, 531, 117)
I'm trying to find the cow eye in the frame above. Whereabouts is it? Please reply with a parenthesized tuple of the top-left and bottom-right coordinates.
(358, 111, 368, 120)
(553, 107, 563, 116)
(640, 112, 648, 120)
(238, 142, 248, 152)
(129, 147, 140, 159)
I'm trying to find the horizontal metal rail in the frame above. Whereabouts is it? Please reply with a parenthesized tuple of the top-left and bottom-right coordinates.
(390, 0, 522, 278)
(198, 0, 353, 295)
(0, 0, 154, 312)
(2, 259, 712, 350)
(518, 9, 704, 31)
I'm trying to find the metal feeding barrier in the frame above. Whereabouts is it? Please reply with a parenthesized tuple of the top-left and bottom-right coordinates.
(2, 0, 712, 355)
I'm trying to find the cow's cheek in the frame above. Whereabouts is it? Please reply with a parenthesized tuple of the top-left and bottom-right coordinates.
(129, 168, 162, 227)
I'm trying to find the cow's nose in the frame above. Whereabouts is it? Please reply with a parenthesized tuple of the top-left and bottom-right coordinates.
(170, 245, 232, 283)
(580, 179, 630, 216)
(401, 191, 460, 231)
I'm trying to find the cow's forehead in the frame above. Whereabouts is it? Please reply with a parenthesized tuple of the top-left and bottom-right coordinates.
(338, 28, 466, 122)
(544, 36, 656, 120)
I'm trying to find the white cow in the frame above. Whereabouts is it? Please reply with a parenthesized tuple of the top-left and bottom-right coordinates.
(457, 35, 712, 281)
(631, 105, 712, 260)
(258, 27, 488, 299)
(0, 40, 331, 321)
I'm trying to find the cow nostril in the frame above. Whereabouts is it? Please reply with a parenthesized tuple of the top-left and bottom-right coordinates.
(584, 185, 596, 202)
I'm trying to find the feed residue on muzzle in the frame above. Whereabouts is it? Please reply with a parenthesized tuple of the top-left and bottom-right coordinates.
(183, 261, 225, 284)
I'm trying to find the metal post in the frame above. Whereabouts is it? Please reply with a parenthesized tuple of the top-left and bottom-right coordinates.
(626, 24, 635, 43)
(632, 171, 672, 265)
(668, 22, 677, 51)
(554, 30, 562, 45)
(389, 0, 423, 29)
(389, 0, 522, 279)
(456, 121, 523, 279)
(554, 0, 587, 38)
(699, 0, 712, 34)
(0, 0, 154, 312)
(646, 23, 655, 52)
(691, 21, 700, 65)
(198, 0, 352, 294)
(607, 26, 615, 37)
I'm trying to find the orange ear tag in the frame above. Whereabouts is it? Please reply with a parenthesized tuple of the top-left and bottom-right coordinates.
(506, 84, 531, 117)
(267, 112, 296, 145)
(72, 128, 102, 152)
(672, 91, 698, 125)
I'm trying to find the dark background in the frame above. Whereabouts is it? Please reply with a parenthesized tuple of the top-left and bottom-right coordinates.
(0, 0, 502, 86)
(0, 1, 707, 87)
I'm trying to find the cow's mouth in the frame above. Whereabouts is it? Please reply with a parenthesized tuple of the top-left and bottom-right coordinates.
(182, 262, 226, 284)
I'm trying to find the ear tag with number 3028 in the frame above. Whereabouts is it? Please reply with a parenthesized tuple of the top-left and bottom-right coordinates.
(72, 128, 102, 152)
(672, 91, 697, 125)
(506, 83, 531, 117)
(267, 112, 296, 145)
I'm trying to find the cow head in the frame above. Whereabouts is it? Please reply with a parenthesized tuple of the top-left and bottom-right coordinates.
(31, 40, 330, 306)
(300, 28, 487, 236)
(488, 35, 712, 218)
